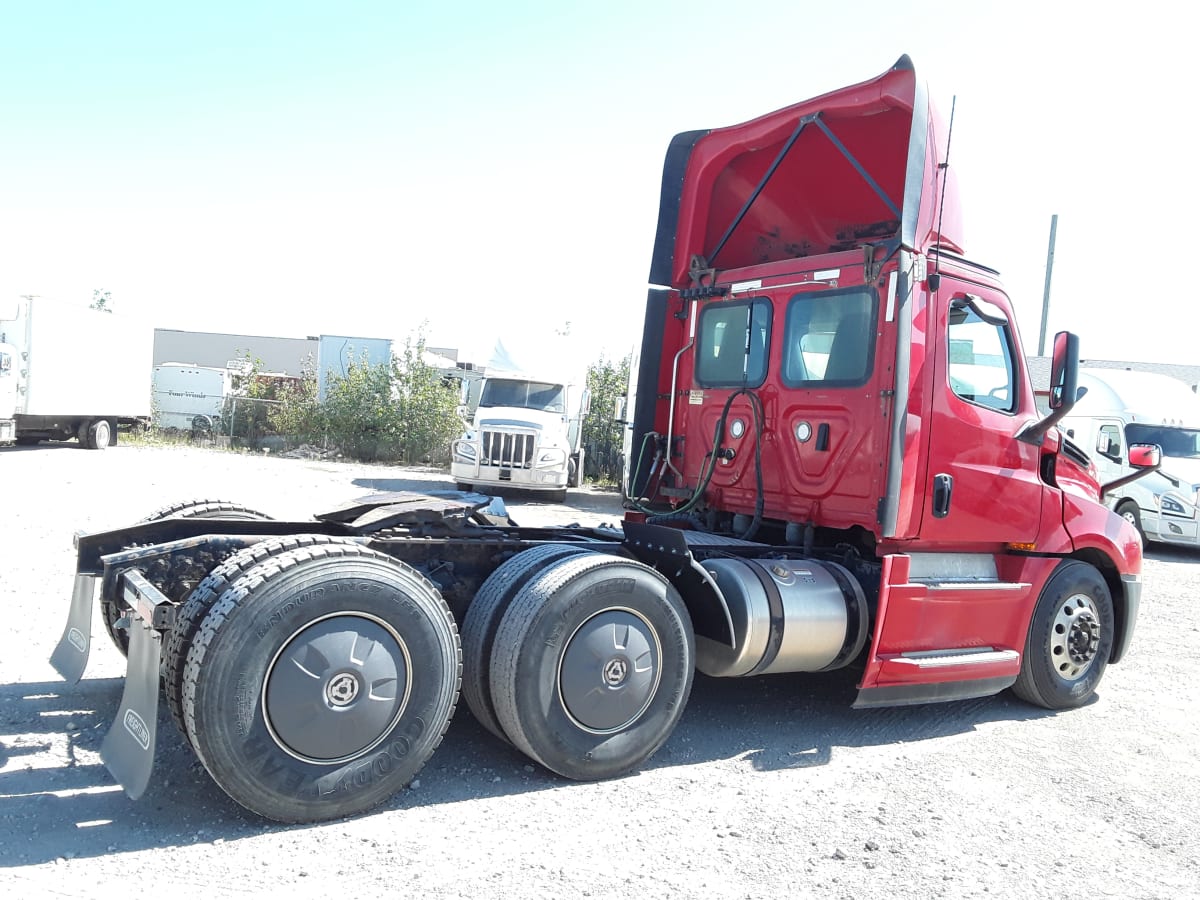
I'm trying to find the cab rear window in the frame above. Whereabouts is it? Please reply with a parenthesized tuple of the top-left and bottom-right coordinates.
(695, 299, 771, 387)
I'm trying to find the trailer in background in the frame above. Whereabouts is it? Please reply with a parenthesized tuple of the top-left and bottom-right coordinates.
(0, 296, 152, 448)
(152, 363, 231, 434)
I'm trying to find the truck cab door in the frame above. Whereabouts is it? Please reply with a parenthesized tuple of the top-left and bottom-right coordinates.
(918, 288, 1044, 545)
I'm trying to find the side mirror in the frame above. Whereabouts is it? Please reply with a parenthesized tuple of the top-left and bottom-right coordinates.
(1048, 331, 1079, 412)
(613, 396, 627, 423)
(1102, 443, 1162, 498)
(1128, 444, 1161, 468)
(1018, 330, 1081, 445)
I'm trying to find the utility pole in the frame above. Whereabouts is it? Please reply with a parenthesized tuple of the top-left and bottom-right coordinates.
(1037, 214, 1058, 356)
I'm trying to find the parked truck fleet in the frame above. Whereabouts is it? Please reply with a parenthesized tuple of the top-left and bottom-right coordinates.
(51, 55, 1152, 824)
(0, 296, 152, 448)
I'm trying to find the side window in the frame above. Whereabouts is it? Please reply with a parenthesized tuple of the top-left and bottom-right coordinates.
(782, 289, 876, 386)
(947, 296, 1017, 413)
(1097, 424, 1122, 459)
(695, 299, 771, 387)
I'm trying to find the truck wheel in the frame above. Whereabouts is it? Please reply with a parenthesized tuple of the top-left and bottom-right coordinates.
(86, 419, 113, 450)
(101, 501, 276, 657)
(1012, 560, 1114, 710)
(182, 544, 460, 822)
(461, 544, 592, 742)
(1116, 501, 1145, 544)
(138, 498, 274, 523)
(455, 482, 475, 492)
(547, 488, 568, 503)
(490, 554, 694, 781)
(569, 449, 585, 488)
(163, 534, 360, 740)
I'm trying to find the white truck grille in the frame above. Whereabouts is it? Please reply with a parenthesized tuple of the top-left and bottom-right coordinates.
(481, 429, 535, 469)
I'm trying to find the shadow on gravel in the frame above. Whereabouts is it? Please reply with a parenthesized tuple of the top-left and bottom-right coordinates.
(0, 665, 1066, 864)
(1145, 545, 1200, 563)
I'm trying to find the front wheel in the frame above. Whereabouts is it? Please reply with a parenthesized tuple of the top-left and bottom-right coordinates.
(182, 544, 460, 822)
(1116, 500, 1145, 544)
(1012, 561, 1114, 710)
(490, 554, 694, 781)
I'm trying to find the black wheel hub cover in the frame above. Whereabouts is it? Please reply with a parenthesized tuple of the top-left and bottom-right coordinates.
(264, 614, 410, 763)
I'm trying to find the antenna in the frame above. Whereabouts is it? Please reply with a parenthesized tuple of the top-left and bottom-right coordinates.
(930, 95, 957, 291)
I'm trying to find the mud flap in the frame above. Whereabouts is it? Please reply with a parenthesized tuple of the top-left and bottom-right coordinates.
(100, 616, 162, 800)
(50, 575, 97, 683)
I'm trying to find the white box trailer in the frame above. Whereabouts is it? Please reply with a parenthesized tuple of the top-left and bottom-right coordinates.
(1060, 368, 1200, 546)
(152, 363, 230, 433)
(0, 296, 153, 448)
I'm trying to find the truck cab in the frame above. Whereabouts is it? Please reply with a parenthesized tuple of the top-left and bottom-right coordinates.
(1061, 368, 1200, 546)
(626, 54, 1144, 708)
(451, 354, 588, 501)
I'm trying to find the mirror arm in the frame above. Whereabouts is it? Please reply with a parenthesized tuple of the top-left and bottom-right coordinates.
(1102, 464, 1161, 499)
(1017, 390, 1081, 446)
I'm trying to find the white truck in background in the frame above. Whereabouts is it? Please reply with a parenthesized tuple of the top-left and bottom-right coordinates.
(451, 341, 588, 502)
(0, 296, 152, 449)
(152, 363, 230, 433)
(1061, 368, 1200, 546)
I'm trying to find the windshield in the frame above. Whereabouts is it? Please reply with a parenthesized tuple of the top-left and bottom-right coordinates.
(479, 378, 566, 413)
(1126, 424, 1200, 459)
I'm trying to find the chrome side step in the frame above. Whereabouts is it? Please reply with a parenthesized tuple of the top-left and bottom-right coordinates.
(889, 647, 1019, 668)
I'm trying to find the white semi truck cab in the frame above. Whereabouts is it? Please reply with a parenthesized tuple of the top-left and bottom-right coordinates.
(1062, 368, 1200, 546)
(451, 373, 587, 501)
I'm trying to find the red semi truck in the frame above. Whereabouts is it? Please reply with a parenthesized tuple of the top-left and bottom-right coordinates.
(52, 56, 1149, 823)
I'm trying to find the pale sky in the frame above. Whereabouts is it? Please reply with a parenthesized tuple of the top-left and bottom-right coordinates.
(2, 1, 1195, 367)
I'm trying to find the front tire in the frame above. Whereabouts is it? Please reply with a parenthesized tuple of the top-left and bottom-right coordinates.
(182, 544, 460, 822)
(490, 554, 694, 781)
(1116, 500, 1145, 544)
(1012, 560, 1114, 710)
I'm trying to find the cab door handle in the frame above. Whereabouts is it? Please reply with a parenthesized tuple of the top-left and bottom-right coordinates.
(932, 474, 954, 518)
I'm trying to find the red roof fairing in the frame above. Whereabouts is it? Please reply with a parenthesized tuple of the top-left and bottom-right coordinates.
(654, 55, 963, 288)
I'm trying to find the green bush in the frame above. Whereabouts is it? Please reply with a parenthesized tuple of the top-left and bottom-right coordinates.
(265, 335, 462, 464)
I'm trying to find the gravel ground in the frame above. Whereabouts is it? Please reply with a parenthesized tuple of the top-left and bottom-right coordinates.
(0, 443, 1196, 898)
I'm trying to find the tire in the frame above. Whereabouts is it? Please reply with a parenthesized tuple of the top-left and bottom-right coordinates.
(1116, 500, 1145, 544)
(1012, 560, 1115, 710)
(87, 419, 113, 450)
(138, 498, 274, 523)
(490, 554, 694, 781)
(455, 482, 475, 492)
(460, 544, 592, 742)
(101, 500, 276, 658)
(15, 435, 40, 446)
(163, 534, 360, 740)
(182, 544, 460, 822)
(547, 488, 568, 504)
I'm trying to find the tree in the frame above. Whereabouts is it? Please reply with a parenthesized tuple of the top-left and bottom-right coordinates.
(582, 353, 631, 486)
(90, 289, 113, 312)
